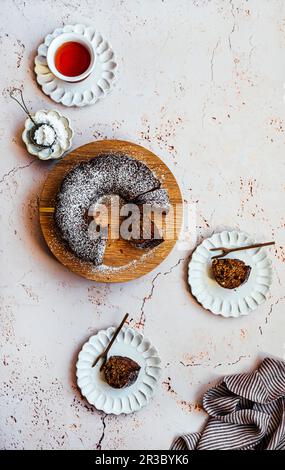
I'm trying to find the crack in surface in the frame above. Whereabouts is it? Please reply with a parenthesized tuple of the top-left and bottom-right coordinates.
(225, 355, 248, 366)
(0, 160, 35, 185)
(201, 100, 207, 129)
(135, 257, 185, 329)
(162, 377, 202, 413)
(163, 257, 185, 276)
(180, 355, 248, 368)
(265, 304, 273, 325)
(96, 413, 107, 450)
(228, 0, 236, 50)
(135, 272, 162, 329)
(248, 34, 255, 67)
(210, 40, 220, 82)
(264, 296, 285, 325)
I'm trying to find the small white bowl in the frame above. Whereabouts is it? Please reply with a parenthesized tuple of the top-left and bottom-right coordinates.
(46, 32, 95, 82)
(22, 109, 73, 160)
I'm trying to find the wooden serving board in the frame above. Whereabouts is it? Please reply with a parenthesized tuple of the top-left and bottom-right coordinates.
(39, 140, 182, 282)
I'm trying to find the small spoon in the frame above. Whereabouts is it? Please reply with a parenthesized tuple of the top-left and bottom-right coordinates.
(210, 241, 275, 259)
(92, 313, 129, 370)
(10, 88, 56, 148)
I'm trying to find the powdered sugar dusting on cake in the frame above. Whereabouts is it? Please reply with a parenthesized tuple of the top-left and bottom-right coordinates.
(94, 247, 158, 273)
(54, 152, 168, 265)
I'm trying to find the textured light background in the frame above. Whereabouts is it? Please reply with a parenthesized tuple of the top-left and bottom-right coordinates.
(0, 0, 285, 450)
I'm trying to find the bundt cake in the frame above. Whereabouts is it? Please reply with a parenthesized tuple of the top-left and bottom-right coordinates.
(54, 153, 170, 264)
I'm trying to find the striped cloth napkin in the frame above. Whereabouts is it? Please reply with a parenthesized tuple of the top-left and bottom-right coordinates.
(171, 357, 285, 450)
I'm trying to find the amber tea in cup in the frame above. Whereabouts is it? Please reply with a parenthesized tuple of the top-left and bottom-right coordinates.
(55, 41, 91, 77)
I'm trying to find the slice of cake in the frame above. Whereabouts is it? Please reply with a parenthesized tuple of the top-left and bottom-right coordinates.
(124, 204, 164, 249)
(212, 258, 251, 289)
(133, 188, 170, 213)
(103, 356, 141, 389)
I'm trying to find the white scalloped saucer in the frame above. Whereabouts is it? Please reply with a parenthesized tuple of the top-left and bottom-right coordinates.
(188, 231, 273, 318)
(34, 24, 117, 107)
(76, 327, 161, 415)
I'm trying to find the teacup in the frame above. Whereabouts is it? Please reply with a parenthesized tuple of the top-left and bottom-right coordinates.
(47, 32, 95, 83)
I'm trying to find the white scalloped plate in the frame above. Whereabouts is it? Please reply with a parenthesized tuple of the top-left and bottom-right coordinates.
(188, 231, 273, 318)
(76, 327, 161, 414)
(34, 24, 117, 107)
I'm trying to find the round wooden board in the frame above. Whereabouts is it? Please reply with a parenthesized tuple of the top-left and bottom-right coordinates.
(39, 140, 183, 282)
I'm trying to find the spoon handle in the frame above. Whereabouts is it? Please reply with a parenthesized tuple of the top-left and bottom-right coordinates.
(10, 88, 36, 125)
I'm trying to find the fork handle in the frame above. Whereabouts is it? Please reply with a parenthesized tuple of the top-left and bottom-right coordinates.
(210, 241, 275, 252)
(98, 313, 129, 371)
(226, 241, 275, 253)
(92, 313, 129, 369)
(103, 313, 129, 357)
